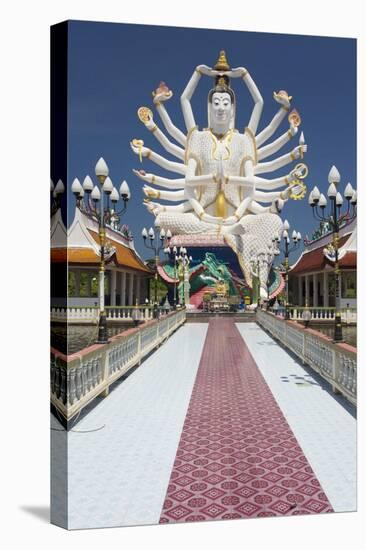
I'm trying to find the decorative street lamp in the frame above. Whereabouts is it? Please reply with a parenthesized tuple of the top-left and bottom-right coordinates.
(250, 245, 277, 307)
(50, 178, 65, 216)
(71, 157, 131, 344)
(272, 220, 301, 319)
(249, 255, 261, 308)
(308, 165, 357, 341)
(176, 247, 192, 307)
(167, 245, 179, 310)
(141, 226, 172, 318)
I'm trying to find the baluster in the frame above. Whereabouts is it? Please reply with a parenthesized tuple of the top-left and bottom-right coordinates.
(54, 363, 61, 399)
(92, 358, 98, 387)
(96, 357, 102, 384)
(60, 366, 67, 404)
(50, 361, 56, 394)
(87, 360, 93, 391)
(75, 365, 82, 400)
(69, 368, 76, 406)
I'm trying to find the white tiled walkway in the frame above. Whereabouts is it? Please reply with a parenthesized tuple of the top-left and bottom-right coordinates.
(64, 323, 208, 529)
(236, 323, 357, 513)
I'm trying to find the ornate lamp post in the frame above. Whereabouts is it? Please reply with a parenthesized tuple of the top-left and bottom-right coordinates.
(249, 255, 261, 308)
(71, 157, 131, 343)
(308, 165, 357, 341)
(50, 179, 65, 216)
(250, 246, 277, 307)
(164, 245, 179, 310)
(176, 248, 192, 307)
(141, 226, 172, 318)
(272, 220, 302, 319)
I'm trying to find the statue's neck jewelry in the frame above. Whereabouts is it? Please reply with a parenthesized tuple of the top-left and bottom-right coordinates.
(210, 128, 234, 160)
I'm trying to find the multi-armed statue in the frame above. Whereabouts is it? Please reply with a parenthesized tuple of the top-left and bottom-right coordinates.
(131, 51, 307, 298)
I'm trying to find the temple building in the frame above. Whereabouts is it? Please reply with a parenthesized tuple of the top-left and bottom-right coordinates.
(51, 207, 152, 307)
(288, 218, 356, 308)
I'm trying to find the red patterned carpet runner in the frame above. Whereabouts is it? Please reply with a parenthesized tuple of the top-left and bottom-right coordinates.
(160, 319, 332, 523)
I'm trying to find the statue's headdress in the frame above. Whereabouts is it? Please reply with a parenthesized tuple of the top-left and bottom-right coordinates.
(208, 50, 236, 129)
(208, 51, 235, 103)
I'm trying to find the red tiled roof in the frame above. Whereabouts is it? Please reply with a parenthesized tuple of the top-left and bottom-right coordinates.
(51, 248, 99, 263)
(88, 230, 151, 273)
(51, 234, 152, 274)
(290, 235, 355, 274)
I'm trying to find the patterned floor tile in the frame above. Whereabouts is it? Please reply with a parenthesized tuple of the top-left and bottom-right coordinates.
(159, 319, 333, 523)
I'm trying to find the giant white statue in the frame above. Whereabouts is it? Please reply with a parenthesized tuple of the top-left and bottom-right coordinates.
(131, 51, 307, 298)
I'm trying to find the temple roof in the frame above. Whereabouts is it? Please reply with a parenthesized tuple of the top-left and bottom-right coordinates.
(290, 226, 356, 275)
(51, 208, 152, 274)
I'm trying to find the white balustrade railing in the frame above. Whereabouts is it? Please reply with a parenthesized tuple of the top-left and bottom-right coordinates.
(51, 305, 155, 324)
(50, 309, 186, 422)
(256, 309, 357, 406)
(287, 307, 357, 324)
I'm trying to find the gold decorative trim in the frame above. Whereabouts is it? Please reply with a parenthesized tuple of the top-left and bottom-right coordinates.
(184, 126, 198, 165)
(209, 128, 234, 161)
(282, 105, 290, 112)
(287, 129, 292, 139)
(195, 68, 202, 75)
(150, 125, 158, 133)
(290, 152, 296, 161)
(241, 71, 248, 79)
(146, 150, 152, 159)
(151, 175, 156, 184)
(244, 127, 258, 165)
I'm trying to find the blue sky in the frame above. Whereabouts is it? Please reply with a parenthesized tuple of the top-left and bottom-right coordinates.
(61, 20, 356, 261)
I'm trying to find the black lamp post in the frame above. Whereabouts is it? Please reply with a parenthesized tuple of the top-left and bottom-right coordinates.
(141, 226, 172, 318)
(308, 165, 357, 342)
(50, 179, 65, 216)
(71, 157, 131, 344)
(272, 220, 301, 320)
(165, 245, 179, 310)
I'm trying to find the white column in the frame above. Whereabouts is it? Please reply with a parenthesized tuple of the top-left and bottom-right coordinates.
(111, 270, 117, 306)
(121, 272, 126, 306)
(313, 273, 318, 307)
(128, 273, 134, 306)
(75, 270, 80, 296)
(136, 275, 141, 305)
(305, 274, 310, 306)
(298, 276, 303, 306)
(323, 271, 329, 307)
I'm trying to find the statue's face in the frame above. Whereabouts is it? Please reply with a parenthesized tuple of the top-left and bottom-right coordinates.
(211, 92, 232, 125)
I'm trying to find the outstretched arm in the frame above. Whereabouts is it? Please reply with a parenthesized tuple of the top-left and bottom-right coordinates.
(255, 144, 307, 175)
(154, 102, 187, 146)
(254, 185, 295, 203)
(257, 125, 298, 160)
(144, 200, 192, 215)
(254, 164, 307, 190)
(142, 117, 185, 160)
(130, 141, 186, 175)
(133, 169, 185, 189)
(181, 65, 218, 132)
(226, 67, 264, 135)
(143, 186, 185, 201)
(255, 107, 289, 148)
